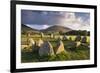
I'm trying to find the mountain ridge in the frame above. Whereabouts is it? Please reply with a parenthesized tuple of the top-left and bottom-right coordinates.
(41, 25, 72, 33)
(22, 24, 72, 33)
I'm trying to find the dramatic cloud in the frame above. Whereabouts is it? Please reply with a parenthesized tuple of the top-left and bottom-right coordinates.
(21, 10, 64, 25)
(21, 10, 90, 31)
(57, 12, 90, 31)
(26, 24, 51, 30)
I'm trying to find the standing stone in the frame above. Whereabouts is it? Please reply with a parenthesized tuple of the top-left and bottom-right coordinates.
(36, 39, 44, 47)
(54, 35, 57, 39)
(39, 41, 54, 56)
(75, 35, 81, 41)
(40, 32, 44, 38)
(28, 38, 35, 47)
(50, 33, 54, 38)
(28, 38, 35, 51)
(81, 36, 87, 43)
(55, 40, 65, 54)
(76, 41, 81, 47)
(26, 32, 31, 45)
(63, 35, 68, 40)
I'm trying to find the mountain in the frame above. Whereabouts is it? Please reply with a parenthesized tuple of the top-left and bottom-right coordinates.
(41, 25, 72, 33)
(21, 24, 39, 33)
(21, 24, 72, 33)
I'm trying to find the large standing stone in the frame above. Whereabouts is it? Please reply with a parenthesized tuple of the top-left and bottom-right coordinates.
(39, 41, 54, 56)
(55, 40, 65, 54)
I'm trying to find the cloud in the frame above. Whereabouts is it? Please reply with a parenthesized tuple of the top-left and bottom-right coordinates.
(21, 10, 64, 25)
(57, 12, 90, 31)
(22, 10, 90, 31)
(26, 24, 51, 30)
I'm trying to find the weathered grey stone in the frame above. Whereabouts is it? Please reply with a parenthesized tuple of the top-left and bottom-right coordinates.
(75, 35, 81, 41)
(39, 41, 54, 56)
(81, 36, 87, 43)
(63, 35, 68, 40)
(55, 40, 65, 54)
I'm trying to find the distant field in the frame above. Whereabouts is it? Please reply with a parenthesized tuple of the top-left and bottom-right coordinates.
(21, 35, 90, 45)
(21, 34, 90, 63)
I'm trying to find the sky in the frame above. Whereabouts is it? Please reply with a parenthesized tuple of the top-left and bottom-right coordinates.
(21, 10, 90, 31)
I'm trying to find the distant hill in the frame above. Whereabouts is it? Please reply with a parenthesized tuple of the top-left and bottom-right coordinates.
(21, 24, 72, 33)
(21, 24, 39, 33)
(41, 25, 72, 33)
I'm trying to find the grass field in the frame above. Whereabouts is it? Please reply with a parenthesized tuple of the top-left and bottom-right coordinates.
(21, 34, 90, 63)
(21, 35, 90, 45)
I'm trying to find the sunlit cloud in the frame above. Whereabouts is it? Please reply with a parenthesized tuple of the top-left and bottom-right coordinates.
(26, 24, 51, 30)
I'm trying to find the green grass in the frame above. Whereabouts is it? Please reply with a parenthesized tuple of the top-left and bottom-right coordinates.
(21, 46, 90, 63)
(21, 34, 90, 63)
